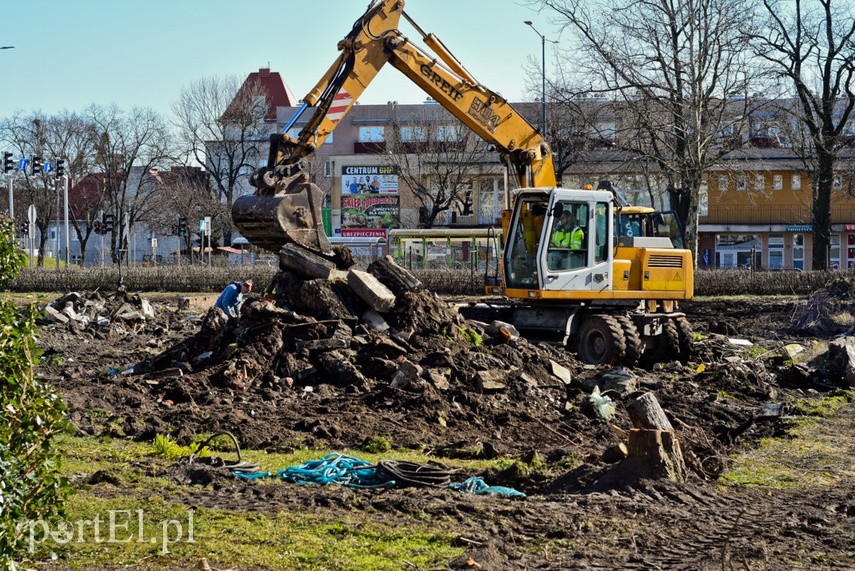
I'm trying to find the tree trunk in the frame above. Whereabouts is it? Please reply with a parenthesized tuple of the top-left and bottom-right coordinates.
(812, 152, 834, 271)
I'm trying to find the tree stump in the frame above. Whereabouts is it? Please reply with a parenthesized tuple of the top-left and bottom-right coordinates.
(625, 392, 686, 481)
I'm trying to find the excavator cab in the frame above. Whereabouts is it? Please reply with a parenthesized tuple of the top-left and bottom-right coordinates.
(503, 188, 616, 296)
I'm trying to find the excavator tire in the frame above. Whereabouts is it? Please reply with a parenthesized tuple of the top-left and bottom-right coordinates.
(576, 314, 626, 366)
(615, 315, 643, 368)
(675, 316, 694, 363)
(641, 318, 681, 367)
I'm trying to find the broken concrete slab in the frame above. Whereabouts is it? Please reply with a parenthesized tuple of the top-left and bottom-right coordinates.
(367, 255, 422, 296)
(425, 369, 451, 390)
(475, 370, 507, 392)
(549, 360, 573, 386)
(390, 359, 424, 389)
(362, 310, 390, 332)
(279, 243, 337, 279)
(347, 269, 396, 313)
(43, 305, 69, 324)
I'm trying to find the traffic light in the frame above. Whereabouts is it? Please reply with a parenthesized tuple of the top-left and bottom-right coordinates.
(20, 220, 29, 235)
(2, 152, 13, 173)
(177, 216, 187, 236)
(30, 155, 43, 176)
(102, 213, 114, 233)
(55, 159, 65, 178)
(94, 221, 103, 235)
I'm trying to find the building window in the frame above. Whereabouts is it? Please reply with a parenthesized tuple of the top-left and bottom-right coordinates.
(400, 126, 427, 142)
(772, 174, 783, 190)
(324, 160, 334, 178)
(735, 177, 747, 191)
(768, 234, 784, 269)
(754, 174, 765, 191)
(718, 176, 728, 191)
(591, 122, 616, 141)
(831, 234, 841, 269)
(358, 126, 385, 143)
(792, 175, 801, 190)
(436, 125, 460, 142)
(833, 175, 842, 190)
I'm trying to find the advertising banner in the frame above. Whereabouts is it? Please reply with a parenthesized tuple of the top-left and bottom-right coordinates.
(341, 165, 398, 194)
(340, 165, 400, 237)
(341, 195, 400, 238)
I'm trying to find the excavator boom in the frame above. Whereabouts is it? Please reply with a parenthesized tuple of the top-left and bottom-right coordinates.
(232, 0, 553, 253)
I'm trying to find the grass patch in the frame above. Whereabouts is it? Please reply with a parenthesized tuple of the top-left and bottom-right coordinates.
(32, 435, 524, 569)
(720, 398, 855, 490)
(28, 495, 460, 570)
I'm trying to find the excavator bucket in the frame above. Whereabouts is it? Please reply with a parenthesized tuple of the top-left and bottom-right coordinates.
(231, 182, 332, 254)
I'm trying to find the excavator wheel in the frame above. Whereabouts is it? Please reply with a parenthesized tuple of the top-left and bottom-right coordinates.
(576, 314, 626, 366)
(675, 316, 694, 363)
(641, 319, 681, 367)
(615, 315, 643, 367)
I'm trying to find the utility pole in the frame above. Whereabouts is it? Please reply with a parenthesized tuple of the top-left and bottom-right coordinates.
(524, 21, 555, 135)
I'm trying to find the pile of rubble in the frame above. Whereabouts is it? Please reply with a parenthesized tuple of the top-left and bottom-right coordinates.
(132, 249, 585, 424)
(39, 289, 159, 334)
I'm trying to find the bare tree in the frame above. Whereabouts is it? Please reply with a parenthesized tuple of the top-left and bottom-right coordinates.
(147, 166, 225, 262)
(537, 0, 755, 259)
(748, 0, 855, 270)
(172, 75, 269, 245)
(39, 111, 103, 265)
(87, 105, 172, 264)
(384, 106, 494, 228)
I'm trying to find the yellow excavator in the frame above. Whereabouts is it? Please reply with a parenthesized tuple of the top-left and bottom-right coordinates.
(232, 0, 694, 366)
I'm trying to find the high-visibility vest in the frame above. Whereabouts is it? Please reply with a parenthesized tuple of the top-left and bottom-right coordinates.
(551, 226, 584, 249)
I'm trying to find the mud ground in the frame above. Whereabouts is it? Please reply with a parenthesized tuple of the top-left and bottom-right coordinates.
(34, 283, 855, 570)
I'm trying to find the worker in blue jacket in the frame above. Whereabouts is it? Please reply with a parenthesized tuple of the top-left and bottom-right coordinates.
(215, 280, 252, 318)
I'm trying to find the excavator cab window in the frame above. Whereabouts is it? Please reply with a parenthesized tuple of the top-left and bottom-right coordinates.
(652, 212, 686, 249)
(506, 199, 547, 288)
(547, 201, 588, 271)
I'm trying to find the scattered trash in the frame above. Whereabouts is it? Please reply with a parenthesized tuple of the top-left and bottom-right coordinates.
(448, 477, 526, 498)
(589, 385, 616, 420)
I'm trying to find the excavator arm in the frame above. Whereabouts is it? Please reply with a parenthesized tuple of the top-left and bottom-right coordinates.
(233, 0, 555, 253)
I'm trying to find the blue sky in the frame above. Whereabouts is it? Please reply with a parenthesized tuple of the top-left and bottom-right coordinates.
(0, 0, 559, 119)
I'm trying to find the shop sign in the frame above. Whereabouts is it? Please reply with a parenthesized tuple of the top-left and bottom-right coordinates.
(845, 224, 855, 231)
(785, 224, 812, 232)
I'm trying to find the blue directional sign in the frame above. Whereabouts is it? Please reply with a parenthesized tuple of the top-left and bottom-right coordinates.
(18, 158, 27, 170)
(43, 161, 52, 174)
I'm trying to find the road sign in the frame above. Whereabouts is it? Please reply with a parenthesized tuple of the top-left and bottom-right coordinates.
(151, 238, 158, 249)
(27, 204, 36, 224)
(204, 216, 211, 233)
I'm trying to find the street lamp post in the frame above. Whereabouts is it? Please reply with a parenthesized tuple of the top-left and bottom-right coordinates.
(525, 21, 549, 135)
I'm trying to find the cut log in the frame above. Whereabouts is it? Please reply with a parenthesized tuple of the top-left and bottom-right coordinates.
(279, 243, 337, 279)
(367, 255, 422, 296)
(627, 392, 674, 430)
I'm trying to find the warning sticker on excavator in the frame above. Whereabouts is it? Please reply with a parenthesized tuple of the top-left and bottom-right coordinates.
(673, 272, 682, 281)
(328, 90, 353, 124)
